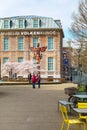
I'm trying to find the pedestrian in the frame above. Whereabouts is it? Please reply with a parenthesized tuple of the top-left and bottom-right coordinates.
(31, 73, 36, 88)
(36, 73, 41, 88)
(28, 73, 32, 83)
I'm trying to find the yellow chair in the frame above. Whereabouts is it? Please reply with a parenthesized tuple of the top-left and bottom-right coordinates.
(60, 105, 86, 130)
(78, 102, 87, 108)
(78, 102, 87, 122)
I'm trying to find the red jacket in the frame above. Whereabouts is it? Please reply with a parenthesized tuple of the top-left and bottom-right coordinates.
(31, 75, 36, 83)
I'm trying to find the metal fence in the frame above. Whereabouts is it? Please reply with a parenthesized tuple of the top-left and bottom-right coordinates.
(72, 72, 87, 86)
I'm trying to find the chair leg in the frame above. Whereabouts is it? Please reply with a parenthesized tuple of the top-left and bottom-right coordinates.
(77, 125, 81, 130)
(77, 124, 86, 130)
(84, 123, 86, 130)
(60, 121, 64, 130)
(66, 124, 70, 130)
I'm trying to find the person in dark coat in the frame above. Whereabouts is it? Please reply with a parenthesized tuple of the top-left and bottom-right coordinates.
(36, 74, 41, 88)
(28, 73, 32, 83)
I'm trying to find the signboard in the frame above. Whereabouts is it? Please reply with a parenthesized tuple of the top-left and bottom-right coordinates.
(0, 30, 58, 36)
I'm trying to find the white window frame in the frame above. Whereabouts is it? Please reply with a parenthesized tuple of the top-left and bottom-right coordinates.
(32, 18, 40, 28)
(48, 37, 54, 50)
(18, 37, 24, 50)
(4, 38, 9, 51)
(18, 57, 23, 62)
(2, 19, 10, 29)
(33, 37, 38, 47)
(3, 57, 9, 64)
(48, 57, 54, 71)
(17, 19, 25, 29)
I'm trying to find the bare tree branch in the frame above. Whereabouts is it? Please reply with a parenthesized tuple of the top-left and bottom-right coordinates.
(70, 0, 87, 40)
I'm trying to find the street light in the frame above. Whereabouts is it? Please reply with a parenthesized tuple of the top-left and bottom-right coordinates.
(77, 48, 82, 86)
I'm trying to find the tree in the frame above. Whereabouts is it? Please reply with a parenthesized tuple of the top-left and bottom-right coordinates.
(69, 0, 87, 71)
(80, 43, 87, 70)
(1, 60, 39, 78)
(70, 0, 87, 40)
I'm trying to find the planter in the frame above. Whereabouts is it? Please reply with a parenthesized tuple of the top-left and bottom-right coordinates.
(64, 87, 77, 96)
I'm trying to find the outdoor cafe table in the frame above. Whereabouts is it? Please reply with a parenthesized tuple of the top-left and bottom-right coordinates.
(73, 108, 87, 122)
(73, 108, 87, 114)
(72, 94, 87, 102)
(73, 108, 87, 129)
(69, 94, 87, 108)
(73, 95, 87, 99)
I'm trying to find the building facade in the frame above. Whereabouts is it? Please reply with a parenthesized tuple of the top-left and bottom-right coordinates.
(0, 15, 64, 78)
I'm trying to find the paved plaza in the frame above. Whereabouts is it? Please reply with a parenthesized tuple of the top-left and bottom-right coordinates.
(0, 83, 78, 130)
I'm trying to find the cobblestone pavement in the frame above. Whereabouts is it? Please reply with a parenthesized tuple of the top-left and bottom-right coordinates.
(0, 83, 82, 130)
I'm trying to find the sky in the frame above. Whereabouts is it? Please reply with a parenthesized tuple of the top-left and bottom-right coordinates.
(0, 0, 80, 41)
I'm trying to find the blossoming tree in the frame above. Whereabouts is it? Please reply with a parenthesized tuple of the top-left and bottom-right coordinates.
(1, 60, 39, 78)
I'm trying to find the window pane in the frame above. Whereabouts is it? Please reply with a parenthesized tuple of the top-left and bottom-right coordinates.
(48, 57, 53, 70)
(19, 20, 23, 28)
(18, 57, 23, 62)
(18, 37, 24, 50)
(33, 20, 38, 28)
(3, 57, 8, 63)
(33, 58, 36, 64)
(4, 38, 8, 50)
(48, 37, 53, 50)
(33, 37, 38, 47)
(4, 20, 9, 28)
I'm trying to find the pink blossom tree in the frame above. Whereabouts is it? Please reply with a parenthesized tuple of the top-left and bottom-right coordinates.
(1, 60, 39, 78)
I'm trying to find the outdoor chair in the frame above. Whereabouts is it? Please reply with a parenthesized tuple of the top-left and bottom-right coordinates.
(59, 104, 86, 130)
(78, 102, 87, 122)
(78, 102, 87, 109)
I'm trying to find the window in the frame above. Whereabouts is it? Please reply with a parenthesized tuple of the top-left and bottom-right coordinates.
(4, 20, 9, 28)
(4, 38, 9, 51)
(48, 37, 54, 50)
(18, 20, 23, 28)
(18, 37, 24, 50)
(33, 58, 36, 64)
(3, 57, 8, 64)
(33, 19, 38, 28)
(48, 57, 53, 71)
(33, 37, 38, 47)
(18, 57, 23, 62)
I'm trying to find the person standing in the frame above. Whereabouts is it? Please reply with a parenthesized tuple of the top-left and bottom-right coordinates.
(31, 73, 36, 88)
(37, 74, 41, 88)
(28, 73, 32, 83)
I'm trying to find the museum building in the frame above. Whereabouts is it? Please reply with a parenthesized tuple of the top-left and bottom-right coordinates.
(0, 15, 64, 78)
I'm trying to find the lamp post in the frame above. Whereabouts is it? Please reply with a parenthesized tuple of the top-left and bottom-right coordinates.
(77, 48, 82, 86)
(30, 43, 47, 73)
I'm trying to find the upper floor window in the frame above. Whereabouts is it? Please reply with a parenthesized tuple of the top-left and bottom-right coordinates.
(48, 37, 54, 50)
(33, 19, 39, 28)
(4, 20, 9, 28)
(18, 37, 24, 50)
(18, 20, 23, 28)
(33, 37, 38, 47)
(4, 38, 9, 51)
(3, 57, 9, 64)
(48, 57, 54, 71)
(18, 57, 23, 62)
